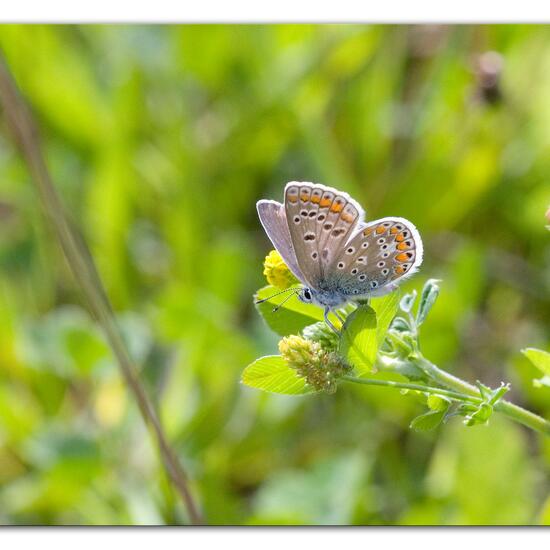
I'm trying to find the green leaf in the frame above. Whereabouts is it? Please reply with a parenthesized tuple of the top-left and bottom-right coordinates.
(339, 306, 377, 375)
(339, 293, 399, 376)
(241, 355, 314, 395)
(385, 330, 415, 357)
(399, 290, 417, 313)
(410, 409, 446, 431)
(427, 395, 451, 412)
(254, 285, 324, 336)
(370, 292, 400, 338)
(390, 316, 411, 333)
(416, 279, 441, 326)
(463, 403, 494, 427)
(521, 348, 550, 376)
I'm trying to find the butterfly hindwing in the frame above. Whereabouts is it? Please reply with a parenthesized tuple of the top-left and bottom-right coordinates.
(329, 217, 423, 297)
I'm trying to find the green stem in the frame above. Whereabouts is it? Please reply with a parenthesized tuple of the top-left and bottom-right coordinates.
(413, 356, 550, 435)
(342, 375, 482, 404)
(349, 353, 550, 435)
(493, 400, 550, 435)
(414, 356, 479, 396)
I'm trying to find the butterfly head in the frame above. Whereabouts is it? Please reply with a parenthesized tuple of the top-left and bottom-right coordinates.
(297, 285, 347, 309)
(297, 287, 313, 304)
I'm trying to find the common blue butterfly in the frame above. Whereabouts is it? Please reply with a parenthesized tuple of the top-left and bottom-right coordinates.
(257, 182, 423, 331)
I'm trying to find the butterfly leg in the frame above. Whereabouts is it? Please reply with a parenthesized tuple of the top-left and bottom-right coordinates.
(324, 307, 340, 335)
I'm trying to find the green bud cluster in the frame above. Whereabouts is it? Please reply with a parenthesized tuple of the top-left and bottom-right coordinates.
(302, 322, 340, 351)
(278, 335, 351, 394)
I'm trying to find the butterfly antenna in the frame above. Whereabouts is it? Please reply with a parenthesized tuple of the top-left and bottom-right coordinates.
(272, 290, 299, 313)
(255, 287, 297, 305)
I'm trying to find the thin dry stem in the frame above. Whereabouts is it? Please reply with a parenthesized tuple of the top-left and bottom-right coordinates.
(0, 53, 203, 525)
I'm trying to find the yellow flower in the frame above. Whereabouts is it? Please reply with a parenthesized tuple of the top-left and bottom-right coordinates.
(263, 250, 299, 289)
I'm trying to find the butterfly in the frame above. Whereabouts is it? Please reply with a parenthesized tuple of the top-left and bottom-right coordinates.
(256, 182, 423, 332)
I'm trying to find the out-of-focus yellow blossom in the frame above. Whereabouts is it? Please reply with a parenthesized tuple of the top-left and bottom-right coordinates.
(263, 250, 299, 289)
(94, 378, 127, 427)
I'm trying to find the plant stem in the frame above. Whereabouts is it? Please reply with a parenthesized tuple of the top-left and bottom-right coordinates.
(493, 400, 550, 435)
(0, 53, 203, 524)
(347, 353, 550, 435)
(342, 375, 482, 404)
(414, 356, 479, 396)
(412, 356, 550, 435)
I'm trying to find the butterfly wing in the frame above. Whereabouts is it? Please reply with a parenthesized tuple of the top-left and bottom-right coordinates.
(284, 182, 364, 287)
(256, 199, 307, 284)
(328, 217, 423, 297)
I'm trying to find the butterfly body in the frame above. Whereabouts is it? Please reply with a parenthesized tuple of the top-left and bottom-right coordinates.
(257, 182, 423, 328)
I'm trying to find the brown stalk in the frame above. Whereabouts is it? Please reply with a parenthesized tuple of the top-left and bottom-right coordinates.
(0, 53, 203, 525)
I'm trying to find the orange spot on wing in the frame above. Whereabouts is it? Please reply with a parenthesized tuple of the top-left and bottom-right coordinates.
(395, 252, 410, 262)
(300, 193, 310, 202)
(390, 226, 399, 234)
(330, 202, 344, 213)
(320, 198, 332, 207)
(395, 265, 406, 275)
(376, 225, 386, 234)
(341, 212, 354, 223)
(311, 194, 321, 204)
(363, 227, 373, 236)
(397, 241, 410, 251)
(395, 232, 405, 242)
(287, 195, 299, 203)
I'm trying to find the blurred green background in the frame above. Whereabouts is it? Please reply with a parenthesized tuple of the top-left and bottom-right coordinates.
(0, 24, 549, 525)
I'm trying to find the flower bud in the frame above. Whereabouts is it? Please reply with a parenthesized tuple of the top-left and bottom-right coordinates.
(279, 335, 351, 394)
(302, 322, 339, 351)
(279, 335, 320, 367)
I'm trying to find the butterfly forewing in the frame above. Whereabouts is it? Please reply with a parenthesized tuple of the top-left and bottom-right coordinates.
(256, 199, 307, 284)
(329, 217, 423, 297)
(316, 189, 362, 271)
(285, 182, 363, 285)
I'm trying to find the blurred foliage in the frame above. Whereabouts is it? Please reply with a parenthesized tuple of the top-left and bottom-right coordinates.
(0, 24, 549, 525)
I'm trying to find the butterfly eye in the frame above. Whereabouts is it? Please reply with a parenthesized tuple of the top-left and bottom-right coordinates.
(303, 289, 312, 301)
